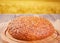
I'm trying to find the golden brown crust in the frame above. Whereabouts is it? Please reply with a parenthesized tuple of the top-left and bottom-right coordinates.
(7, 16, 55, 41)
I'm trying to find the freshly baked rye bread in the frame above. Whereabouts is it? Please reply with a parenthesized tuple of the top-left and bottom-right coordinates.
(7, 16, 55, 41)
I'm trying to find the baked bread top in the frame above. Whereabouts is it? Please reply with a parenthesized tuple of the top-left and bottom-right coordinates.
(7, 16, 55, 41)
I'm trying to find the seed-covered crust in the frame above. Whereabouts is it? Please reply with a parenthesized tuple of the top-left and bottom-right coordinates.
(7, 16, 55, 41)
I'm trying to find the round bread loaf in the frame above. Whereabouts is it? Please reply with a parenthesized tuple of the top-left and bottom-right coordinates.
(7, 16, 55, 41)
